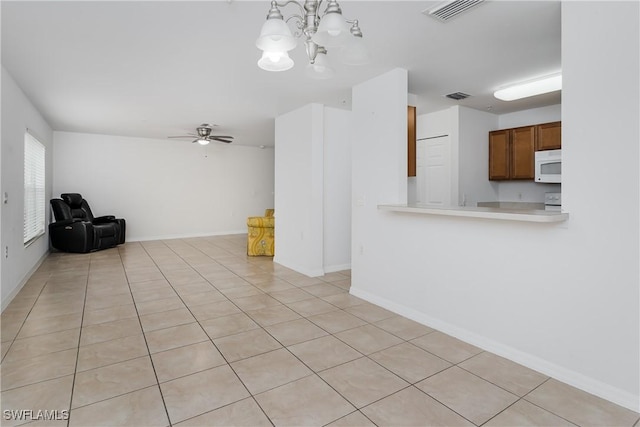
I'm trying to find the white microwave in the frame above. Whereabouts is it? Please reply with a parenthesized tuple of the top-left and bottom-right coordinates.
(535, 149, 561, 183)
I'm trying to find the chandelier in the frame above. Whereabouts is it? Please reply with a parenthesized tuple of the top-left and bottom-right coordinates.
(256, 0, 369, 79)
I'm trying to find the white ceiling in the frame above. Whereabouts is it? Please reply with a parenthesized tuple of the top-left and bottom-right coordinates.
(1, 1, 561, 147)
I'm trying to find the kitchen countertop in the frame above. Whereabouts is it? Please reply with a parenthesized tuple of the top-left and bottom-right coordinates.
(378, 204, 569, 223)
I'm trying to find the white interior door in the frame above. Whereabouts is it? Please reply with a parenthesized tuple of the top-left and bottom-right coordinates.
(416, 135, 451, 206)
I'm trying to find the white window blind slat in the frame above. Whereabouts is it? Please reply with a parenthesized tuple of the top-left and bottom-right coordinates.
(24, 131, 46, 245)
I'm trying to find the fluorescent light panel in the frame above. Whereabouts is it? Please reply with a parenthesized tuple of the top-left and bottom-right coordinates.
(494, 74, 562, 101)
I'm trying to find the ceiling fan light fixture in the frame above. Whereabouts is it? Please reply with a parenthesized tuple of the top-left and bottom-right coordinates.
(494, 74, 562, 101)
(196, 138, 210, 145)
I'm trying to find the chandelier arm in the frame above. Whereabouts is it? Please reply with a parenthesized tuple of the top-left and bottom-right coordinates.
(273, 0, 306, 17)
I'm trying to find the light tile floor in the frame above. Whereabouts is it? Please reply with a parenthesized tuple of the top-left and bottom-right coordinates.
(1, 235, 638, 427)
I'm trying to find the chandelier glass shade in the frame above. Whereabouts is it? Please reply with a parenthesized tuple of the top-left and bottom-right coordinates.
(256, 0, 368, 78)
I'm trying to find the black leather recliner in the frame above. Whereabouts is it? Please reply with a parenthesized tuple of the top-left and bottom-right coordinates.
(49, 193, 126, 253)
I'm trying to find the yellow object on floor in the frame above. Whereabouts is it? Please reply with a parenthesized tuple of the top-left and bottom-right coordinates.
(247, 209, 275, 256)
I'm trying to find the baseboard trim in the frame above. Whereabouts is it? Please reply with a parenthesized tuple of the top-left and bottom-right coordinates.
(350, 286, 640, 413)
(1, 251, 49, 312)
(128, 230, 246, 242)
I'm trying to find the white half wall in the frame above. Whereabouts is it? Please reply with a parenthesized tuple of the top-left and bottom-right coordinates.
(350, 1, 639, 411)
(274, 103, 352, 276)
(52, 132, 274, 242)
(274, 104, 324, 277)
(1, 67, 53, 309)
(323, 107, 352, 273)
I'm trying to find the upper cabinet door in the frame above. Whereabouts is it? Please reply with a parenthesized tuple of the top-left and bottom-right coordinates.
(489, 129, 510, 180)
(511, 126, 536, 179)
(536, 121, 561, 150)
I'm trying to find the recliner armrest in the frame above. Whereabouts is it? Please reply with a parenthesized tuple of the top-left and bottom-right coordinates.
(93, 215, 116, 224)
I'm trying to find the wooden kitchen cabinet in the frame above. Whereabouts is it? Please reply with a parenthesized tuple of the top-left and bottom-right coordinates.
(408, 106, 416, 177)
(489, 126, 535, 180)
(536, 121, 561, 150)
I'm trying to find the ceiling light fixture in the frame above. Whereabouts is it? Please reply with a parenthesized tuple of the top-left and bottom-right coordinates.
(494, 74, 562, 101)
(256, 0, 369, 78)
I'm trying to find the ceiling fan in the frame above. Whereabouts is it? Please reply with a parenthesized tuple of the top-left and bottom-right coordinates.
(168, 124, 234, 145)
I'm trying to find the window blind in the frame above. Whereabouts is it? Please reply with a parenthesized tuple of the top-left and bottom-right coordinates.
(24, 131, 46, 245)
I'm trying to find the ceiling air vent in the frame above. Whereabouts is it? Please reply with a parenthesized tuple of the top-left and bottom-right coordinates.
(445, 92, 471, 100)
(424, 0, 485, 22)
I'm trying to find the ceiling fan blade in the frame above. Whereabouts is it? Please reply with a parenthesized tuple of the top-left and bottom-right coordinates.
(211, 137, 233, 143)
(209, 135, 234, 139)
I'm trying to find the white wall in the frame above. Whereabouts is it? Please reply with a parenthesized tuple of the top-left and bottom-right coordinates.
(53, 132, 274, 241)
(1, 67, 53, 309)
(274, 104, 324, 276)
(323, 107, 351, 273)
(350, 1, 639, 412)
(351, 68, 407, 282)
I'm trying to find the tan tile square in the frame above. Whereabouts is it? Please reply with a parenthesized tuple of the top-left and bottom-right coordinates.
(145, 322, 209, 354)
(484, 399, 576, 426)
(286, 298, 338, 317)
(253, 279, 296, 293)
(411, 331, 482, 364)
(1, 348, 77, 391)
(210, 276, 251, 290)
(459, 352, 548, 396)
(267, 288, 315, 304)
(213, 328, 282, 362)
(180, 290, 227, 307)
(189, 300, 241, 322)
(284, 276, 325, 287)
(288, 335, 362, 372)
(264, 318, 329, 346)
(128, 278, 171, 292)
(255, 375, 355, 426)
(361, 386, 474, 426)
(80, 317, 143, 346)
(84, 292, 133, 311)
(72, 356, 157, 408)
(69, 386, 169, 427)
(231, 348, 313, 394)
(326, 411, 376, 427)
(303, 283, 345, 297)
(174, 397, 271, 427)
(307, 310, 367, 334)
(77, 334, 148, 372)
(370, 342, 452, 383)
(321, 293, 366, 309)
(374, 315, 434, 340)
(231, 294, 281, 311)
(219, 285, 263, 299)
(319, 357, 409, 408)
(320, 272, 349, 283)
(335, 324, 403, 355)
(160, 365, 250, 424)
(0, 375, 74, 427)
(139, 308, 195, 332)
(27, 300, 84, 320)
(135, 296, 185, 316)
(131, 286, 177, 303)
(416, 366, 518, 425)
(246, 305, 301, 327)
(151, 341, 226, 383)
(525, 379, 639, 427)
(17, 312, 82, 339)
(82, 304, 138, 326)
(4, 328, 80, 362)
(200, 313, 259, 339)
(125, 268, 165, 283)
(344, 303, 395, 323)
